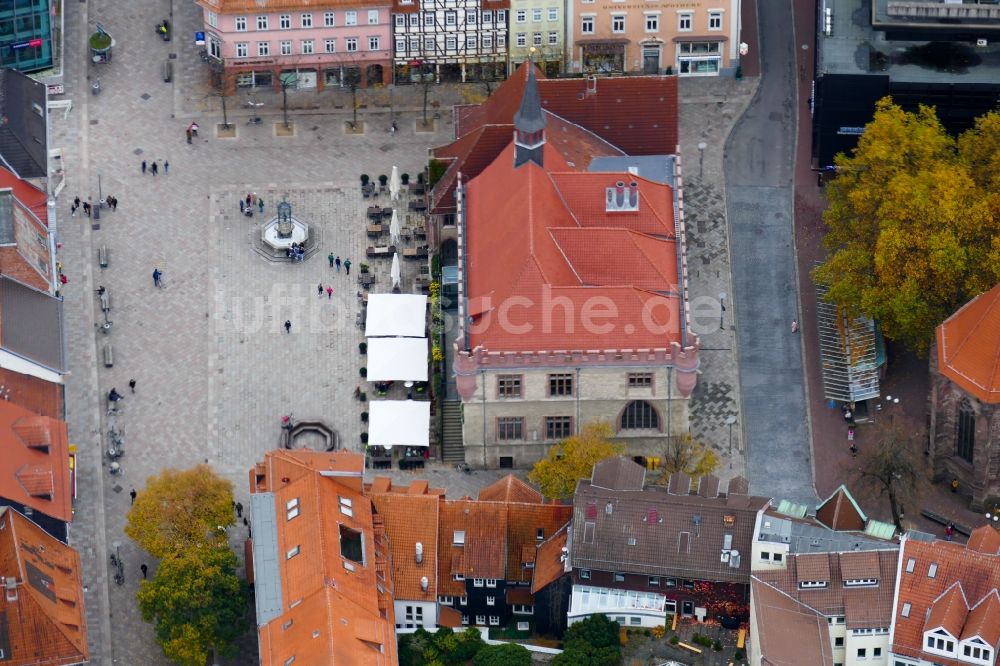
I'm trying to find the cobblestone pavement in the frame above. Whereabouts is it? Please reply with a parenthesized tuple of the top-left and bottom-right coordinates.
(57, 0, 755, 662)
(679, 76, 758, 484)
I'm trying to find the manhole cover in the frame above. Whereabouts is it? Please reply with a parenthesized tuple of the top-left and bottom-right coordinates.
(133, 148, 143, 155)
(112, 485, 123, 493)
(141, 93, 151, 100)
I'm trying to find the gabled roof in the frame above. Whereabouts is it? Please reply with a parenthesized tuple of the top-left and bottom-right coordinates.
(891, 534, 1000, 663)
(0, 70, 47, 180)
(0, 507, 88, 665)
(962, 590, 1000, 646)
(0, 399, 71, 522)
(571, 476, 769, 583)
(966, 525, 1000, 555)
(532, 524, 569, 594)
(250, 451, 396, 666)
(815, 485, 867, 532)
(0, 166, 50, 291)
(478, 475, 542, 504)
(750, 578, 835, 666)
(936, 282, 1000, 404)
(0, 275, 66, 374)
(590, 456, 645, 492)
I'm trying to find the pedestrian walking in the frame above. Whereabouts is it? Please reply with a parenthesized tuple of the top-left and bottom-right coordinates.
(140, 563, 148, 579)
(164, 161, 169, 174)
(849, 443, 858, 457)
(258, 197, 264, 213)
(70, 203, 77, 217)
(791, 319, 799, 333)
(240, 199, 245, 214)
(284, 319, 292, 334)
(344, 259, 351, 275)
(236, 502, 243, 518)
(151, 161, 158, 176)
(186, 128, 192, 144)
(130, 488, 137, 504)
(82, 201, 90, 217)
(328, 253, 335, 268)
(111, 196, 118, 211)
(152, 268, 162, 288)
(945, 522, 955, 541)
(141, 160, 147, 174)
(326, 286, 333, 299)
(74, 196, 80, 208)
(243, 517, 249, 527)
(128, 378, 136, 393)
(335, 256, 341, 272)
(318, 283, 324, 297)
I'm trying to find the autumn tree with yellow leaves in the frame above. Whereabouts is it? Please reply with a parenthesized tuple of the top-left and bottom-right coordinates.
(529, 422, 625, 500)
(814, 99, 1000, 355)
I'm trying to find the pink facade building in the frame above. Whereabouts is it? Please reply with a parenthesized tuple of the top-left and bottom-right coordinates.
(197, 0, 393, 93)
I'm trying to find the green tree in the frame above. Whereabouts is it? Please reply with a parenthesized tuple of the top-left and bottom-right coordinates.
(473, 642, 532, 666)
(553, 615, 622, 666)
(126, 465, 234, 558)
(529, 422, 625, 500)
(813, 99, 1000, 355)
(137, 545, 248, 666)
(660, 433, 719, 483)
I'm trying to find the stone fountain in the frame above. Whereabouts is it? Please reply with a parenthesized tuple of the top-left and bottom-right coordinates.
(261, 199, 309, 255)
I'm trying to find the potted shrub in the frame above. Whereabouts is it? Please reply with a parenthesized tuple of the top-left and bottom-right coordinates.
(417, 172, 425, 185)
(359, 342, 367, 354)
(361, 174, 370, 186)
(358, 391, 367, 402)
(378, 174, 388, 187)
(359, 367, 367, 378)
(361, 432, 369, 444)
(361, 411, 369, 422)
(401, 173, 410, 185)
(360, 263, 370, 274)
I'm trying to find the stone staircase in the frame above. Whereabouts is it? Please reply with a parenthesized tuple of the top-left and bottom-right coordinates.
(441, 400, 465, 463)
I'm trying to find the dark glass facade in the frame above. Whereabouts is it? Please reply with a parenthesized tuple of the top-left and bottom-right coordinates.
(0, 0, 53, 73)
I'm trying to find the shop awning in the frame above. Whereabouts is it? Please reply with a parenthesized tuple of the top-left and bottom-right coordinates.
(369, 400, 430, 447)
(816, 281, 880, 403)
(365, 293, 427, 338)
(366, 337, 428, 382)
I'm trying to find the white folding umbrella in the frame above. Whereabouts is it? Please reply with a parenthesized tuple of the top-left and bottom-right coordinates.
(390, 252, 401, 289)
(389, 165, 401, 201)
(389, 208, 401, 245)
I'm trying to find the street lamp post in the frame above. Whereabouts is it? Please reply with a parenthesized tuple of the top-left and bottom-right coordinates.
(719, 292, 727, 330)
(725, 415, 737, 457)
(697, 142, 707, 179)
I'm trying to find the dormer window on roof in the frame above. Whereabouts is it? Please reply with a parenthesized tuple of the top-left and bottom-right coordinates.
(799, 580, 828, 589)
(928, 563, 938, 578)
(605, 181, 639, 212)
(844, 577, 878, 587)
(453, 530, 465, 545)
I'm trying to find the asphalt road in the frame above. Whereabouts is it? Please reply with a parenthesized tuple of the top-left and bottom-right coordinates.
(723, 0, 816, 503)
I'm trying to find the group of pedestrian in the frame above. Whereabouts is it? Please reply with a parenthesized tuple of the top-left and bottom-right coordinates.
(71, 194, 119, 218)
(186, 122, 200, 144)
(140, 160, 168, 175)
(240, 193, 264, 217)
(318, 283, 333, 299)
(287, 243, 306, 262)
(327, 253, 351, 275)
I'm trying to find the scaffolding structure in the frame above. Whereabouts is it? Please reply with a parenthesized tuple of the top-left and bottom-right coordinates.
(816, 282, 880, 403)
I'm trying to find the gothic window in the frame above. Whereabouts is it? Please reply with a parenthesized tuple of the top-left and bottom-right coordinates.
(956, 400, 975, 463)
(621, 400, 659, 430)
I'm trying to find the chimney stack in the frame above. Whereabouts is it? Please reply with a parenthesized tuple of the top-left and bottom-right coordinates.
(629, 182, 639, 208)
(415, 541, 423, 564)
(615, 181, 625, 208)
(420, 576, 429, 592)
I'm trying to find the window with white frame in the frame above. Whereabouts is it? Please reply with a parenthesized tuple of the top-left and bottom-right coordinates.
(453, 530, 465, 545)
(346, 10, 358, 25)
(325, 38, 336, 52)
(446, 10, 457, 25)
(409, 14, 419, 26)
(207, 11, 219, 27)
(339, 496, 353, 517)
(281, 38, 293, 53)
(548, 31, 558, 44)
(516, 9, 526, 22)
(533, 32, 542, 46)
(461, 615, 469, 625)
(256, 15, 268, 30)
(473, 578, 484, 587)
(438, 595, 454, 605)
(409, 37, 419, 50)
(454, 572, 465, 581)
(257, 41, 270, 56)
(368, 36, 380, 50)
(301, 13, 313, 28)
(236, 42, 248, 57)
(678, 12, 692, 30)
(532, 8, 542, 21)
(548, 7, 558, 20)
(580, 569, 591, 579)
(325, 11, 335, 26)
(612, 15, 625, 32)
(446, 35, 457, 49)
(235, 16, 247, 31)
(475, 615, 486, 625)
(483, 34, 493, 47)
(346, 37, 358, 51)
(483, 11, 492, 23)
(513, 604, 533, 614)
(396, 38, 405, 52)
(302, 39, 314, 54)
(467, 9, 477, 22)
(286, 545, 300, 559)
(424, 36, 434, 50)
(614, 572, 625, 582)
(279, 14, 291, 29)
(645, 13, 659, 32)
(424, 12, 434, 25)
(498, 10, 506, 22)
(368, 9, 380, 24)
(395, 15, 405, 26)
(486, 579, 497, 588)
(486, 596, 495, 606)
(709, 11, 722, 30)
(459, 595, 468, 604)
(489, 616, 500, 626)
(467, 34, 476, 48)
(209, 36, 221, 58)
(286, 497, 300, 520)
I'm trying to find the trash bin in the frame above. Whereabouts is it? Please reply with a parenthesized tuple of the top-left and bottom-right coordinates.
(98, 246, 109, 268)
(162, 61, 173, 83)
(91, 80, 101, 95)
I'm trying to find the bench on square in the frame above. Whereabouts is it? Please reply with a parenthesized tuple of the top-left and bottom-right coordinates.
(98, 246, 109, 268)
(103, 343, 114, 368)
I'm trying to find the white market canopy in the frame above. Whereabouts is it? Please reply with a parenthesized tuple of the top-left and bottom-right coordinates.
(368, 400, 430, 447)
(365, 293, 427, 338)
(366, 336, 428, 382)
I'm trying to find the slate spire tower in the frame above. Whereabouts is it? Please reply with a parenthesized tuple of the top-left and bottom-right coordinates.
(513, 64, 546, 168)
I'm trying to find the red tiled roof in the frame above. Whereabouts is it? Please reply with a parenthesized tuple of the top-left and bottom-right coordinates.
(0, 400, 71, 522)
(0, 166, 50, 292)
(0, 368, 62, 418)
(936, 282, 1000, 404)
(963, 591, 1000, 646)
(0, 166, 47, 226)
(0, 507, 88, 665)
(478, 475, 542, 504)
(815, 485, 867, 532)
(531, 525, 569, 594)
(967, 525, 1000, 555)
(464, 142, 682, 353)
(506, 587, 534, 605)
(368, 490, 440, 602)
(750, 578, 834, 666)
(438, 605, 463, 628)
(891, 535, 1000, 664)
